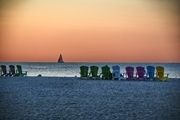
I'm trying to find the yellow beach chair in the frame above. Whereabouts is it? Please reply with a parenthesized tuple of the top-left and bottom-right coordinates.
(156, 66, 169, 81)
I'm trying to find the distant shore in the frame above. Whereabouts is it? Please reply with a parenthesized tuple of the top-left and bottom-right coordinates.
(0, 77, 180, 119)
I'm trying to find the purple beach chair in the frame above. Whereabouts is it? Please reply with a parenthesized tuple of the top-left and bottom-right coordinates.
(136, 66, 146, 80)
(125, 67, 134, 80)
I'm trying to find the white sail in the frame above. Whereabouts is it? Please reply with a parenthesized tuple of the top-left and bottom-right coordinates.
(58, 54, 64, 63)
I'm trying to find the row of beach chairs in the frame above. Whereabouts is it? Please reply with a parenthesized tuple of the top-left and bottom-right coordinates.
(0, 65, 27, 76)
(80, 65, 169, 81)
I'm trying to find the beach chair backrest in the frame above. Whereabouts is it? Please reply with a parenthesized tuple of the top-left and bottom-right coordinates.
(136, 66, 145, 78)
(16, 65, 27, 76)
(126, 66, 134, 78)
(80, 66, 89, 77)
(101, 65, 111, 79)
(112, 65, 120, 73)
(16, 65, 23, 74)
(1, 65, 7, 74)
(156, 66, 164, 78)
(112, 65, 120, 79)
(90, 66, 98, 77)
(147, 66, 155, 79)
(9, 65, 16, 74)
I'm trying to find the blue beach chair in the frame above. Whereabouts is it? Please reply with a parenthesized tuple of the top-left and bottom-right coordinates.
(146, 66, 155, 80)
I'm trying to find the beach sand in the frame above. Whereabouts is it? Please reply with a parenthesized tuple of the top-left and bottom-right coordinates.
(0, 77, 180, 120)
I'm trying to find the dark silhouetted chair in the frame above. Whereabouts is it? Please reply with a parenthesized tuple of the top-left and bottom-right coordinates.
(9, 65, 19, 76)
(1, 65, 9, 76)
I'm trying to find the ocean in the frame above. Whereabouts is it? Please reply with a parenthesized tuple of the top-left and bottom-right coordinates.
(0, 62, 180, 78)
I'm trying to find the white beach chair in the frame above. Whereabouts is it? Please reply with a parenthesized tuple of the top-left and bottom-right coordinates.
(112, 65, 124, 80)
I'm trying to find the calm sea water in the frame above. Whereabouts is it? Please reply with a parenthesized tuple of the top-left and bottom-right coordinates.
(0, 62, 180, 78)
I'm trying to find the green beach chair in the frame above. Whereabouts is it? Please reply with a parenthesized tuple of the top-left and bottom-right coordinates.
(100, 65, 112, 80)
(89, 66, 100, 79)
(80, 66, 89, 79)
(16, 65, 27, 76)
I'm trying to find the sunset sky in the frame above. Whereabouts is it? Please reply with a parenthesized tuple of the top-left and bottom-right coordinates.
(0, 0, 180, 62)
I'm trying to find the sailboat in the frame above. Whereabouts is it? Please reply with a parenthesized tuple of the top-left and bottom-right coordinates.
(58, 54, 64, 63)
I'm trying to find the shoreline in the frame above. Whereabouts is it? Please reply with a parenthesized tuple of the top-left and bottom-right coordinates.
(0, 76, 179, 80)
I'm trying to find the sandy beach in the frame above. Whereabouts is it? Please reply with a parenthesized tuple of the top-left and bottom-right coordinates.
(0, 77, 180, 120)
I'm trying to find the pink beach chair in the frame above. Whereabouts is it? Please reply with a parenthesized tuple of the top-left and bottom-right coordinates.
(136, 66, 146, 80)
(125, 67, 135, 80)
